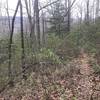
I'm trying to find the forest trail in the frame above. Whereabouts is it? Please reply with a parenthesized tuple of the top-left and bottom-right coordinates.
(71, 52, 99, 100)
(79, 52, 94, 76)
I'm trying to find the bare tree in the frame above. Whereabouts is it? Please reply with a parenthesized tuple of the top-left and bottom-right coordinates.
(34, 0, 41, 49)
(85, 0, 90, 25)
(19, 0, 26, 79)
(25, 0, 33, 35)
(34, 0, 60, 49)
(91, 0, 96, 23)
(41, 11, 46, 46)
(67, 0, 71, 32)
(95, 0, 100, 21)
(77, 2, 84, 24)
(25, 0, 36, 52)
(8, 0, 20, 86)
(64, 0, 76, 32)
(5, 0, 11, 33)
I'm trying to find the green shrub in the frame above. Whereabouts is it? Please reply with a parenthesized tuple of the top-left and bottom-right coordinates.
(33, 48, 62, 64)
(46, 34, 62, 50)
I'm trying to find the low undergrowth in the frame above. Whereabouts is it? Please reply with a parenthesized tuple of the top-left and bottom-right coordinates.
(0, 54, 100, 100)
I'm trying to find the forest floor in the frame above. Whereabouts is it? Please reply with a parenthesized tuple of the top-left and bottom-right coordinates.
(0, 53, 100, 100)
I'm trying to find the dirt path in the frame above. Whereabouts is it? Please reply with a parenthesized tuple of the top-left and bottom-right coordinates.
(79, 52, 94, 76)
(73, 53, 100, 100)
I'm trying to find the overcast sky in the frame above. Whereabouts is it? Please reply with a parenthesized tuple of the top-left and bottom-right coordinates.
(0, 0, 48, 16)
(0, 0, 95, 17)
(1, 0, 16, 8)
(0, 0, 19, 16)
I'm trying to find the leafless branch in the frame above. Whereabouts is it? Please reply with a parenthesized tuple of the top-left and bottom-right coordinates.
(39, 0, 60, 11)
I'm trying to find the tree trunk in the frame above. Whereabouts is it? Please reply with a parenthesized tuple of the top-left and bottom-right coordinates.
(20, 0, 26, 80)
(34, 0, 41, 49)
(6, 0, 11, 33)
(8, 0, 20, 86)
(41, 11, 46, 46)
(95, 0, 100, 22)
(67, 0, 71, 32)
(25, 0, 36, 52)
(85, 0, 90, 25)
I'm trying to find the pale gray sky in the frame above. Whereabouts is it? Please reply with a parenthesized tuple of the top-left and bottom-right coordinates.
(0, 0, 48, 16)
(0, 0, 95, 17)
(0, 0, 19, 16)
